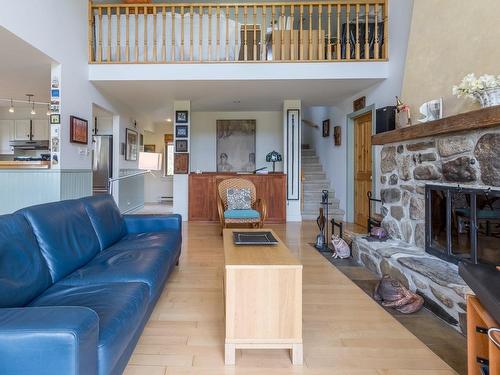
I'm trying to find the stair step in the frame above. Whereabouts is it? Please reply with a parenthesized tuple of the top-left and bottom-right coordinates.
(301, 150, 316, 157)
(303, 166, 323, 172)
(302, 156, 319, 162)
(303, 191, 336, 200)
(303, 174, 327, 181)
(302, 202, 340, 212)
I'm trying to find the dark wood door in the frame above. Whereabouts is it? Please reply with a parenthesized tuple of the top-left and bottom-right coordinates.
(354, 112, 372, 228)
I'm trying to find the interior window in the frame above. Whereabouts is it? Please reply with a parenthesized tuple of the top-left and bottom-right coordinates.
(165, 141, 174, 176)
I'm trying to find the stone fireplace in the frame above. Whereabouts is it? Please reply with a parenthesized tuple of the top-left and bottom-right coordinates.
(352, 107, 500, 333)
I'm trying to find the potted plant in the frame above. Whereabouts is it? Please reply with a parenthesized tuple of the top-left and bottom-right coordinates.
(453, 73, 500, 108)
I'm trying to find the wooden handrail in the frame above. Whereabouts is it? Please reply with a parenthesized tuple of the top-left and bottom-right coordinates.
(88, 0, 388, 64)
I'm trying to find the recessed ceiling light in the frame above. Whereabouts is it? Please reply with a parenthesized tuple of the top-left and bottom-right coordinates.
(166, 118, 172, 122)
(233, 100, 241, 104)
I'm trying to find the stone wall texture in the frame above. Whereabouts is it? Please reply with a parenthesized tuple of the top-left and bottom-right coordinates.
(379, 129, 500, 248)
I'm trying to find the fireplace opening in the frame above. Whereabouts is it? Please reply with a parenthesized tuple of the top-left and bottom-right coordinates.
(425, 184, 500, 265)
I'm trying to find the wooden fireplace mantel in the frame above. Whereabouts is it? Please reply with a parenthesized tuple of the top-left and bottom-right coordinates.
(372, 105, 500, 145)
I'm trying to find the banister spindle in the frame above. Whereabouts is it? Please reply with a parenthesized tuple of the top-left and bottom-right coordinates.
(226, 6, 230, 61)
(234, 5, 239, 61)
(253, 5, 257, 61)
(125, 7, 130, 62)
(243, 6, 248, 61)
(116, 7, 121, 62)
(290, 5, 295, 61)
(162, 6, 166, 62)
(153, 6, 158, 62)
(199, 6, 203, 62)
(336, 4, 341, 60)
(346, 5, 351, 60)
(271, 5, 276, 60)
(135, 6, 139, 62)
(365, 4, 370, 59)
(208, 6, 212, 61)
(327, 4, 332, 60)
(308, 5, 313, 60)
(143, 5, 148, 62)
(374, 3, 379, 59)
(190, 6, 194, 61)
(299, 5, 303, 60)
(355, 4, 360, 60)
(281, 5, 285, 61)
(107, 6, 111, 62)
(180, 5, 184, 61)
(262, 5, 267, 61)
(98, 7, 102, 63)
(383, 2, 388, 59)
(318, 5, 323, 60)
(88, 3, 94, 62)
(171, 5, 175, 61)
(216, 6, 221, 61)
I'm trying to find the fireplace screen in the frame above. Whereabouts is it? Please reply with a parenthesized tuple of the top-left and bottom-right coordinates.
(426, 185, 500, 265)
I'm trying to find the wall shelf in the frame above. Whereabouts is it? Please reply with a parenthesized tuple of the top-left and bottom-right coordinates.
(372, 105, 500, 145)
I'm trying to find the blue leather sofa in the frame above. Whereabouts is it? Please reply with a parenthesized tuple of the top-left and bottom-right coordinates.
(0, 195, 181, 375)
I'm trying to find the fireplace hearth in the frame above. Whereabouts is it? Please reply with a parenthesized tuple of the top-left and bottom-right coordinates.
(425, 184, 500, 265)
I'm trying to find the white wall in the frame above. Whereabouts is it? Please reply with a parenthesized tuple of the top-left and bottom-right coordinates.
(303, 0, 414, 219)
(143, 123, 173, 203)
(190, 111, 283, 172)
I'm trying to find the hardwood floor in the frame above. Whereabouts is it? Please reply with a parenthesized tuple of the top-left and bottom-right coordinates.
(124, 221, 458, 375)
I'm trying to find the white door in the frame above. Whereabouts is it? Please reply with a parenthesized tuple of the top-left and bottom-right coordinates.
(0, 120, 14, 154)
(14, 119, 31, 140)
(32, 119, 49, 140)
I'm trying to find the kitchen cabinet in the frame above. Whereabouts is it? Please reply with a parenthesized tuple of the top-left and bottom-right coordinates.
(0, 120, 14, 154)
(32, 119, 49, 140)
(14, 120, 31, 140)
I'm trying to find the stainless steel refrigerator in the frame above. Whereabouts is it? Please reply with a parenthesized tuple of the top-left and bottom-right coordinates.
(92, 135, 113, 195)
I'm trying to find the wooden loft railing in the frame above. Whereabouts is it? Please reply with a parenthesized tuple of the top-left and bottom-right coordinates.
(88, 0, 388, 64)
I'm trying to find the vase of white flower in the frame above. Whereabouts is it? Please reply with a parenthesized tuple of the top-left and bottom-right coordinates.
(453, 74, 500, 108)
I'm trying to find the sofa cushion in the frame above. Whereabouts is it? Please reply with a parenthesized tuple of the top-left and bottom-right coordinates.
(106, 231, 181, 254)
(81, 195, 127, 250)
(0, 214, 52, 307)
(18, 199, 101, 283)
(60, 245, 178, 298)
(30, 282, 149, 375)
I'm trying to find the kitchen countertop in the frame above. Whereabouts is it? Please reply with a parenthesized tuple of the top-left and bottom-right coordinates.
(0, 161, 51, 169)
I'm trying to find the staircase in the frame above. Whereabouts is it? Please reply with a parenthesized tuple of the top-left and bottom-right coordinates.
(301, 146, 345, 221)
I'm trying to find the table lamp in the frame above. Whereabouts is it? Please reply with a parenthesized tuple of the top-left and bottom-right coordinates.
(266, 151, 282, 172)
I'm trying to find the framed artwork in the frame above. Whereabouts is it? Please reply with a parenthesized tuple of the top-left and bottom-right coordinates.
(125, 128, 138, 161)
(334, 126, 341, 146)
(353, 96, 366, 111)
(322, 119, 330, 137)
(175, 110, 189, 124)
(175, 139, 188, 152)
(50, 114, 60, 124)
(216, 119, 256, 172)
(69, 116, 88, 144)
(140, 133, 144, 146)
(175, 125, 188, 138)
(287, 109, 300, 200)
(174, 153, 189, 174)
(144, 144, 156, 153)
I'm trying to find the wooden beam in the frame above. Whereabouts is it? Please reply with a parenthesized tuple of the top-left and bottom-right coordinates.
(372, 106, 500, 145)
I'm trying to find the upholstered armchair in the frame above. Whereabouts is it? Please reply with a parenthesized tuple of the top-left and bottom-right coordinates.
(217, 178, 267, 233)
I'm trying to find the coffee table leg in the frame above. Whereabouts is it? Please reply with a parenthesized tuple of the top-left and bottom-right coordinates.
(225, 343, 236, 365)
(291, 343, 303, 365)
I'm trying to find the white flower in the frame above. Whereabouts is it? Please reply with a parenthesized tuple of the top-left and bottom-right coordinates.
(453, 73, 500, 102)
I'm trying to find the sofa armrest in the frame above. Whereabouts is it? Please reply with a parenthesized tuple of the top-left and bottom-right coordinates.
(0, 306, 99, 375)
(123, 214, 182, 234)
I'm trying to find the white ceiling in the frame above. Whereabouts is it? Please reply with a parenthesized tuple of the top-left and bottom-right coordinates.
(93, 78, 381, 126)
(0, 27, 53, 104)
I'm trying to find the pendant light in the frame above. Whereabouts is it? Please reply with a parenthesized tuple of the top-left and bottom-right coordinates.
(8, 98, 14, 113)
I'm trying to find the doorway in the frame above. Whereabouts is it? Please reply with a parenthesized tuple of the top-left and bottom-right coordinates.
(353, 112, 372, 227)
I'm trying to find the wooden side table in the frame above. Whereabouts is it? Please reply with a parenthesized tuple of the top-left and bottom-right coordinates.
(223, 229, 303, 365)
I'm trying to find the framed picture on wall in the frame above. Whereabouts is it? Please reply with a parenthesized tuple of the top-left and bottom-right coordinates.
(175, 125, 188, 138)
(175, 139, 188, 152)
(322, 119, 330, 137)
(174, 153, 189, 174)
(287, 109, 300, 200)
(175, 110, 189, 124)
(334, 126, 341, 146)
(144, 144, 156, 153)
(69, 116, 88, 144)
(125, 128, 138, 161)
(216, 119, 256, 172)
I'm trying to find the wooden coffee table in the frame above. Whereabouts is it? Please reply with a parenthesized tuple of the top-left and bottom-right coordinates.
(223, 229, 303, 365)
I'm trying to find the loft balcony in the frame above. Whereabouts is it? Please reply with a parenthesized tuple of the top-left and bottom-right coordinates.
(88, 0, 388, 64)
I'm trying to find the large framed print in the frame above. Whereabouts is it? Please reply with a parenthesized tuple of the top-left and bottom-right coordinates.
(216, 119, 256, 172)
(287, 109, 300, 200)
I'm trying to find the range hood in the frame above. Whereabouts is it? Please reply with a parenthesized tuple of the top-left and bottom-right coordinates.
(9, 140, 50, 150)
